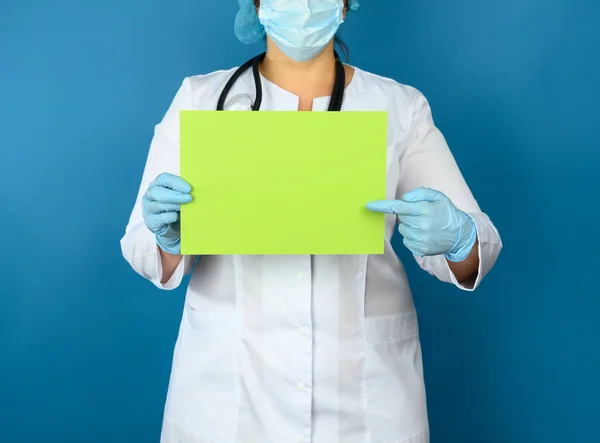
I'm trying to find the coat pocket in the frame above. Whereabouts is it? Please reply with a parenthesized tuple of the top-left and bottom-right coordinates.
(163, 304, 238, 443)
(365, 310, 429, 443)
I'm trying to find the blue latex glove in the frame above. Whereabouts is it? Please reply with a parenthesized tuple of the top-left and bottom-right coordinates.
(142, 173, 192, 255)
(366, 187, 477, 262)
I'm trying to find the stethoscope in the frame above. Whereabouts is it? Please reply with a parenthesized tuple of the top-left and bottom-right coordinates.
(185, 52, 346, 273)
(216, 52, 346, 112)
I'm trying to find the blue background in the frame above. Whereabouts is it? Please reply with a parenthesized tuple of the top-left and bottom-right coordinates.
(1, 0, 599, 441)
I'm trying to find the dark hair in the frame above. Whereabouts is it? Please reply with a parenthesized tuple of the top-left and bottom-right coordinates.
(334, 35, 351, 62)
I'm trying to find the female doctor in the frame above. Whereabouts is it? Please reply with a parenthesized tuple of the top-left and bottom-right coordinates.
(120, 0, 502, 442)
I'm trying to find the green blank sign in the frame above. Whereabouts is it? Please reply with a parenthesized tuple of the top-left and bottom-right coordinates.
(180, 111, 387, 255)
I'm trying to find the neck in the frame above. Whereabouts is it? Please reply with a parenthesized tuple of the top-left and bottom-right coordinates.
(260, 38, 338, 98)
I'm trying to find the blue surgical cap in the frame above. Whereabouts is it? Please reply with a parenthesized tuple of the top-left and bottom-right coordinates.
(234, 0, 360, 45)
(234, 0, 265, 45)
(348, 0, 361, 12)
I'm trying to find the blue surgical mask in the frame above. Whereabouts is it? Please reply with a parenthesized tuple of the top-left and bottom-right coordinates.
(258, 0, 345, 62)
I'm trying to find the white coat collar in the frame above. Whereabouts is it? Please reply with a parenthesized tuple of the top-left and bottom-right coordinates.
(239, 65, 362, 111)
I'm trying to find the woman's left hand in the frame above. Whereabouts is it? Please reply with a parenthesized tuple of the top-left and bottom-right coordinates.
(366, 187, 477, 262)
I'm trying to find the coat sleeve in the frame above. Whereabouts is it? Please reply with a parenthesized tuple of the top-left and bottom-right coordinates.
(120, 77, 197, 290)
(395, 88, 502, 291)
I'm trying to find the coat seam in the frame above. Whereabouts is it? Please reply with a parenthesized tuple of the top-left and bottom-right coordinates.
(361, 254, 373, 443)
(369, 330, 418, 346)
(163, 414, 220, 443)
(397, 426, 428, 443)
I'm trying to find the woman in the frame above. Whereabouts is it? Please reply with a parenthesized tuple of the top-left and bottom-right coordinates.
(120, 0, 502, 442)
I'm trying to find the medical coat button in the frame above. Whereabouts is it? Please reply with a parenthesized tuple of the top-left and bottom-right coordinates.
(297, 272, 305, 279)
(297, 382, 307, 392)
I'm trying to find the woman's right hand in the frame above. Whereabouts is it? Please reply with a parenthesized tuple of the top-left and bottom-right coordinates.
(142, 173, 192, 255)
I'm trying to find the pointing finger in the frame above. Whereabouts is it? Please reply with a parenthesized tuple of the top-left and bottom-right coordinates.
(366, 200, 405, 215)
(366, 200, 425, 216)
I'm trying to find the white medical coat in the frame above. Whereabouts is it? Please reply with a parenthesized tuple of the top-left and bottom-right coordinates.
(120, 65, 502, 443)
